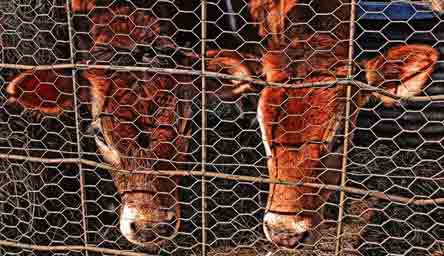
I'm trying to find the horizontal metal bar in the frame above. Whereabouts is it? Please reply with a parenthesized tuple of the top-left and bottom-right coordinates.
(0, 240, 152, 256)
(1, 63, 443, 102)
(0, 239, 360, 255)
(1, 153, 443, 206)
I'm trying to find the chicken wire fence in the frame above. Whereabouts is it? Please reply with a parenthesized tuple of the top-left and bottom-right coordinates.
(1, 0, 444, 255)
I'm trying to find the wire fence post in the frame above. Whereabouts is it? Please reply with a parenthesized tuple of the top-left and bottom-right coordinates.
(65, 0, 89, 253)
(200, 0, 208, 255)
(335, 0, 358, 255)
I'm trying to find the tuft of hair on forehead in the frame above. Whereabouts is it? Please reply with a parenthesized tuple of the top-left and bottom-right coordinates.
(249, 0, 297, 46)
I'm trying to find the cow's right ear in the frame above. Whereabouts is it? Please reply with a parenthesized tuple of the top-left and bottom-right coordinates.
(6, 70, 76, 115)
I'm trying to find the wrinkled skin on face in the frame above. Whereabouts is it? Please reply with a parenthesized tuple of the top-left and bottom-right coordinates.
(249, 0, 439, 249)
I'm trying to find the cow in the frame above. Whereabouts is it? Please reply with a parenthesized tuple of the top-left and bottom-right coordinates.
(232, 0, 438, 249)
(3, 1, 260, 249)
(3, 0, 439, 250)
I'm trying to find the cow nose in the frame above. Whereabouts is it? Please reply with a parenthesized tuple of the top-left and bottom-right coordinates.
(129, 221, 176, 242)
(263, 223, 311, 248)
(263, 212, 315, 248)
(120, 206, 178, 244)
(130, 222, 157, 242)
(152, 220, 176, 239)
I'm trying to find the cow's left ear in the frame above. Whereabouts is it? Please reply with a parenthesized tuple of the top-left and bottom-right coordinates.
(365, 44, 439, 107)
(6, 69, 75, 115)
(206, 50, 263, 100)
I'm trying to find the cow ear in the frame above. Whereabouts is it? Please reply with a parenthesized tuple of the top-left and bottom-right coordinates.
(365, 44, 439, 107)
(6, 70, 75, 115)
(206, 50, 262, 100)
(249, 0, 297, 45)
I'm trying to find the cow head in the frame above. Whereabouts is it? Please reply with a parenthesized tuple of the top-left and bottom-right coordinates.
(247, 0, 439, 248)
(255, 44, 438, 249)
(3, 0, 263, 248)
(4, 52, 259, 249)
(5, 68, 191, 247)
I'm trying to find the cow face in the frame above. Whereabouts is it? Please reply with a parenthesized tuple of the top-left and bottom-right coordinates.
(258, 45, 438, 248)
(4, 1, 186, 247)
(85, 70, 194, 247)
(259, 43, 438, 248)
(4, 47, 259, 247)
(247, 0, 439, 248)
(5, 68, 193, 248)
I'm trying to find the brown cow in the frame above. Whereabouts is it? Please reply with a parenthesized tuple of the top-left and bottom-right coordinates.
(4, 1, 258, 249)
(241, 0, 439, 249)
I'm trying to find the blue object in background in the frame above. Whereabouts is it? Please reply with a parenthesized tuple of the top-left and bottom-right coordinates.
(357, 1, 442, 21)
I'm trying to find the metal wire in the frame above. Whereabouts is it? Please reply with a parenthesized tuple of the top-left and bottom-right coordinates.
(1, 1, 444, 255)
(1, 153, 443, 206)
(65, 1, 89, 253)
(335, 0, 358, 254)
(0, 63, 443, 102)
(200, 0, 209, 255)
(0, 240, 153, 256)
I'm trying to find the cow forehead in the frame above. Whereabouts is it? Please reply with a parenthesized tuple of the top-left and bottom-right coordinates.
(93, 71, 194, 167)
(259, 86, 344, 145)
(103, 72, 184, 110)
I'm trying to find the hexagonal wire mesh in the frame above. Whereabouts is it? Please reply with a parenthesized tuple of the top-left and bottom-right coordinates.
(1, 0, 444, 255)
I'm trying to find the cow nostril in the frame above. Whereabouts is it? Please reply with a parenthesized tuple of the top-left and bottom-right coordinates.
(298, 231, 311, 244)
(136, 132, 150, 148)
(140, 229, 158, 242)
(128, 221, 176, 242)
(130, 222, 137, 233)
(264, 224, 311, 248)
(155, 223, 175, 238)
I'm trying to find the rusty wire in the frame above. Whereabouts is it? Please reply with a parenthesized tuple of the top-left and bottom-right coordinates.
(1, 153, 443, 206)
(0, 63, 443, 102)
(0, 239, 362, 255)
(0, 240, 153, 256)
(335, 0, 358, 255)
(200, 0, 209, 255)
(64, 1, 89, 252)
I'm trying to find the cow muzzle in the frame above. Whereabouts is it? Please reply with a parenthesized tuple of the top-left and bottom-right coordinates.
(120, 204, 178, 247)
(263, 212, 321, 248)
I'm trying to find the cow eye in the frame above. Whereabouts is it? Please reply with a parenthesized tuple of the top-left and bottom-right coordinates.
(136, 131, 151, 148)
(91, 126, 106, 144)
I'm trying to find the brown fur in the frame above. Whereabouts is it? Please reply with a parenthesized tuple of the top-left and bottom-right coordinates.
(248, 0, 439, 247)
(71, 0, 96, 12)
(250, 0, 298, 45)
(87, 4, 175, 64)
(5, 5, 262, 245)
